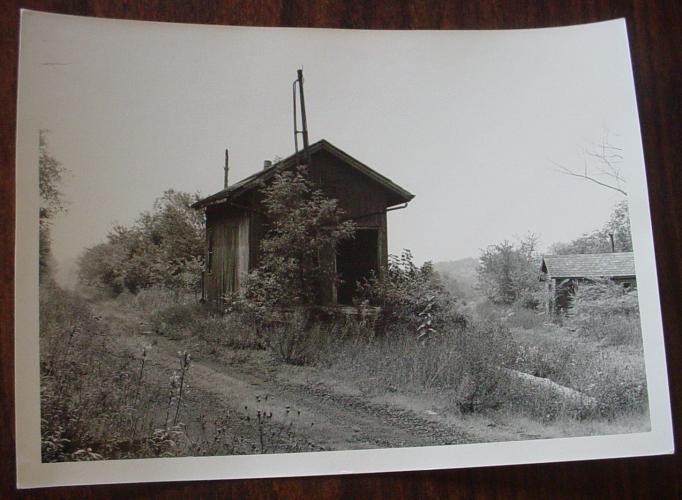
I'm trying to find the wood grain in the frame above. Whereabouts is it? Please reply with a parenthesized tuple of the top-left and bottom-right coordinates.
(1, 1, 680, 498)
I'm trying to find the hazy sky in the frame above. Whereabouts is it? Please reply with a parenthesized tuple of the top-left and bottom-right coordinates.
(19, 13, 643, 278)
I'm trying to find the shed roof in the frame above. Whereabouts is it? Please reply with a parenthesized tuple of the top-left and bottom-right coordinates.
(192, 139, 415, 209)
(540, 252, 635, 279)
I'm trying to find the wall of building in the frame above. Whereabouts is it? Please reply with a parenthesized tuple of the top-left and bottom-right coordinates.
(204, 149, 396, 304)
(203, 203, 249, 301)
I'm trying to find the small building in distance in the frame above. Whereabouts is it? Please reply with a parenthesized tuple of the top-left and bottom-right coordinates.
(540, 252, 636, 315)
(192, 139, 414, 305)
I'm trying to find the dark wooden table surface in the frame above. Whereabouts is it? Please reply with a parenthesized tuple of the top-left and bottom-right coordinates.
(1, 1, 680, 498)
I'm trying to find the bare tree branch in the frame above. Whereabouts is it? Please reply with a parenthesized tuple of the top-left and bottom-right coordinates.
(552, 130, 627, 196)
(551, 160, 628, 196)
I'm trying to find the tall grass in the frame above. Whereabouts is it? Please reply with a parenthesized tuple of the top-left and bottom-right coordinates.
(124, 281, 648, 440)
(40, 284, 193, 461)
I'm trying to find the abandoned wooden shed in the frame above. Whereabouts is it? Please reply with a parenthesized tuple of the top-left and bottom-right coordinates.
(540, 252, 636, 315)
(192, 139, 415, 305)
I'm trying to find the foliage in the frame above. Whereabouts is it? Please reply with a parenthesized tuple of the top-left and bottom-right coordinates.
(237, 168, 356, 312)
(322, 318, 516, 412)
(567, 278, 641, 346)
(357, 250, 466, 338)
(78, 190, 204, 295)
(549, 200, 632, 254)
(40, 284, 184, 461)
(39, 130, 68, 281)
(476, 234, 541, 306)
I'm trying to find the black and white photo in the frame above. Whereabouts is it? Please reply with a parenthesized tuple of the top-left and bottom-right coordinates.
(14, 11, 673, 488)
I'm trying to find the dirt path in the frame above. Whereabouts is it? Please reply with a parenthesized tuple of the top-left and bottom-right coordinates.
(88, 298, 549, 454)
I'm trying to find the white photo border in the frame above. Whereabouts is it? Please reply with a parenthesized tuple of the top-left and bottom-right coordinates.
(14, 11, 674, 489)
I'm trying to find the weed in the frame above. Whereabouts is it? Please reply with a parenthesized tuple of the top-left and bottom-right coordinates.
(173, 351, 192, 426)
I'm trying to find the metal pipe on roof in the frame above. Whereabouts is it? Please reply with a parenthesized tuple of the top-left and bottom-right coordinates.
(297, 69, 311, 168)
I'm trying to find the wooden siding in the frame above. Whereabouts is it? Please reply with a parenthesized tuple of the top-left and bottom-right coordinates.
(309, 150, 388, 225)
(310, 151, 391, 302)
(237, 216, 250, 283)
(203, 149, 397, 303)
(203, 204, 249, 301)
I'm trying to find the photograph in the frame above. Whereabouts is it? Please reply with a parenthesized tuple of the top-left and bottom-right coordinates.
(14, 10, 673, 488)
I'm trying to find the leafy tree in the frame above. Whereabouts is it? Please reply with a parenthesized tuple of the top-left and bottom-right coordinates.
(238, 168, 356, 311)
(549, 200, 632, 255)
(477, 234, 541, 306)
(78, 190, 204, 296)
(39, 130, 67, 281)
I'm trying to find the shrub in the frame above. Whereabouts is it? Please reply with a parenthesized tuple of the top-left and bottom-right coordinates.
(357, 250, 467, 338)
(567, 279, 641, 345)
(236, 168, 356, 314)
(505, 304, 547, 330)
(149, 303, 206, 338)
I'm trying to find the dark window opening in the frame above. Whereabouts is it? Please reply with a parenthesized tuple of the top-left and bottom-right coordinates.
(556, 279, 576, 312)
(336, 229, 379, 305)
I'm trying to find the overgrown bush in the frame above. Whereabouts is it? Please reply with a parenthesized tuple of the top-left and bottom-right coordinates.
(567, 278, 641, 345)
(357, 250, 467, 338)
(40, 284, 191, 461)
(236, 168, 356, 314)
(78, 190, 204, 297)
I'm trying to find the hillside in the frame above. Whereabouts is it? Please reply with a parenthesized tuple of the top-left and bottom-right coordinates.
(433, 257, 479, 300)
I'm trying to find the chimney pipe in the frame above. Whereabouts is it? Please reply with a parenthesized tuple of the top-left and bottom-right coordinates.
(297, 69, 311, 167)
(224, 149, 229, 189)
(263, 160, 272, 170)
(609, 233, 615, 253)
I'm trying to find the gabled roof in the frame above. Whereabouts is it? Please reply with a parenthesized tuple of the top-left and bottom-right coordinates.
(541, 252, 635, 279)
(192, 139, 415, 209)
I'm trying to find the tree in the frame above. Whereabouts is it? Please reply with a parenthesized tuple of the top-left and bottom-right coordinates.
(552, 130, 627, 196)
(477, 234, 541, 306)
(78, 190, 204, 296)
(39, 130, 68, 281)
(549, 200, 632, 255)
(238, 168, 356, 311)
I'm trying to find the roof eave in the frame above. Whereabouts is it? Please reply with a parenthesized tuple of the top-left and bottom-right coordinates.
(193, 138, 415, 208)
